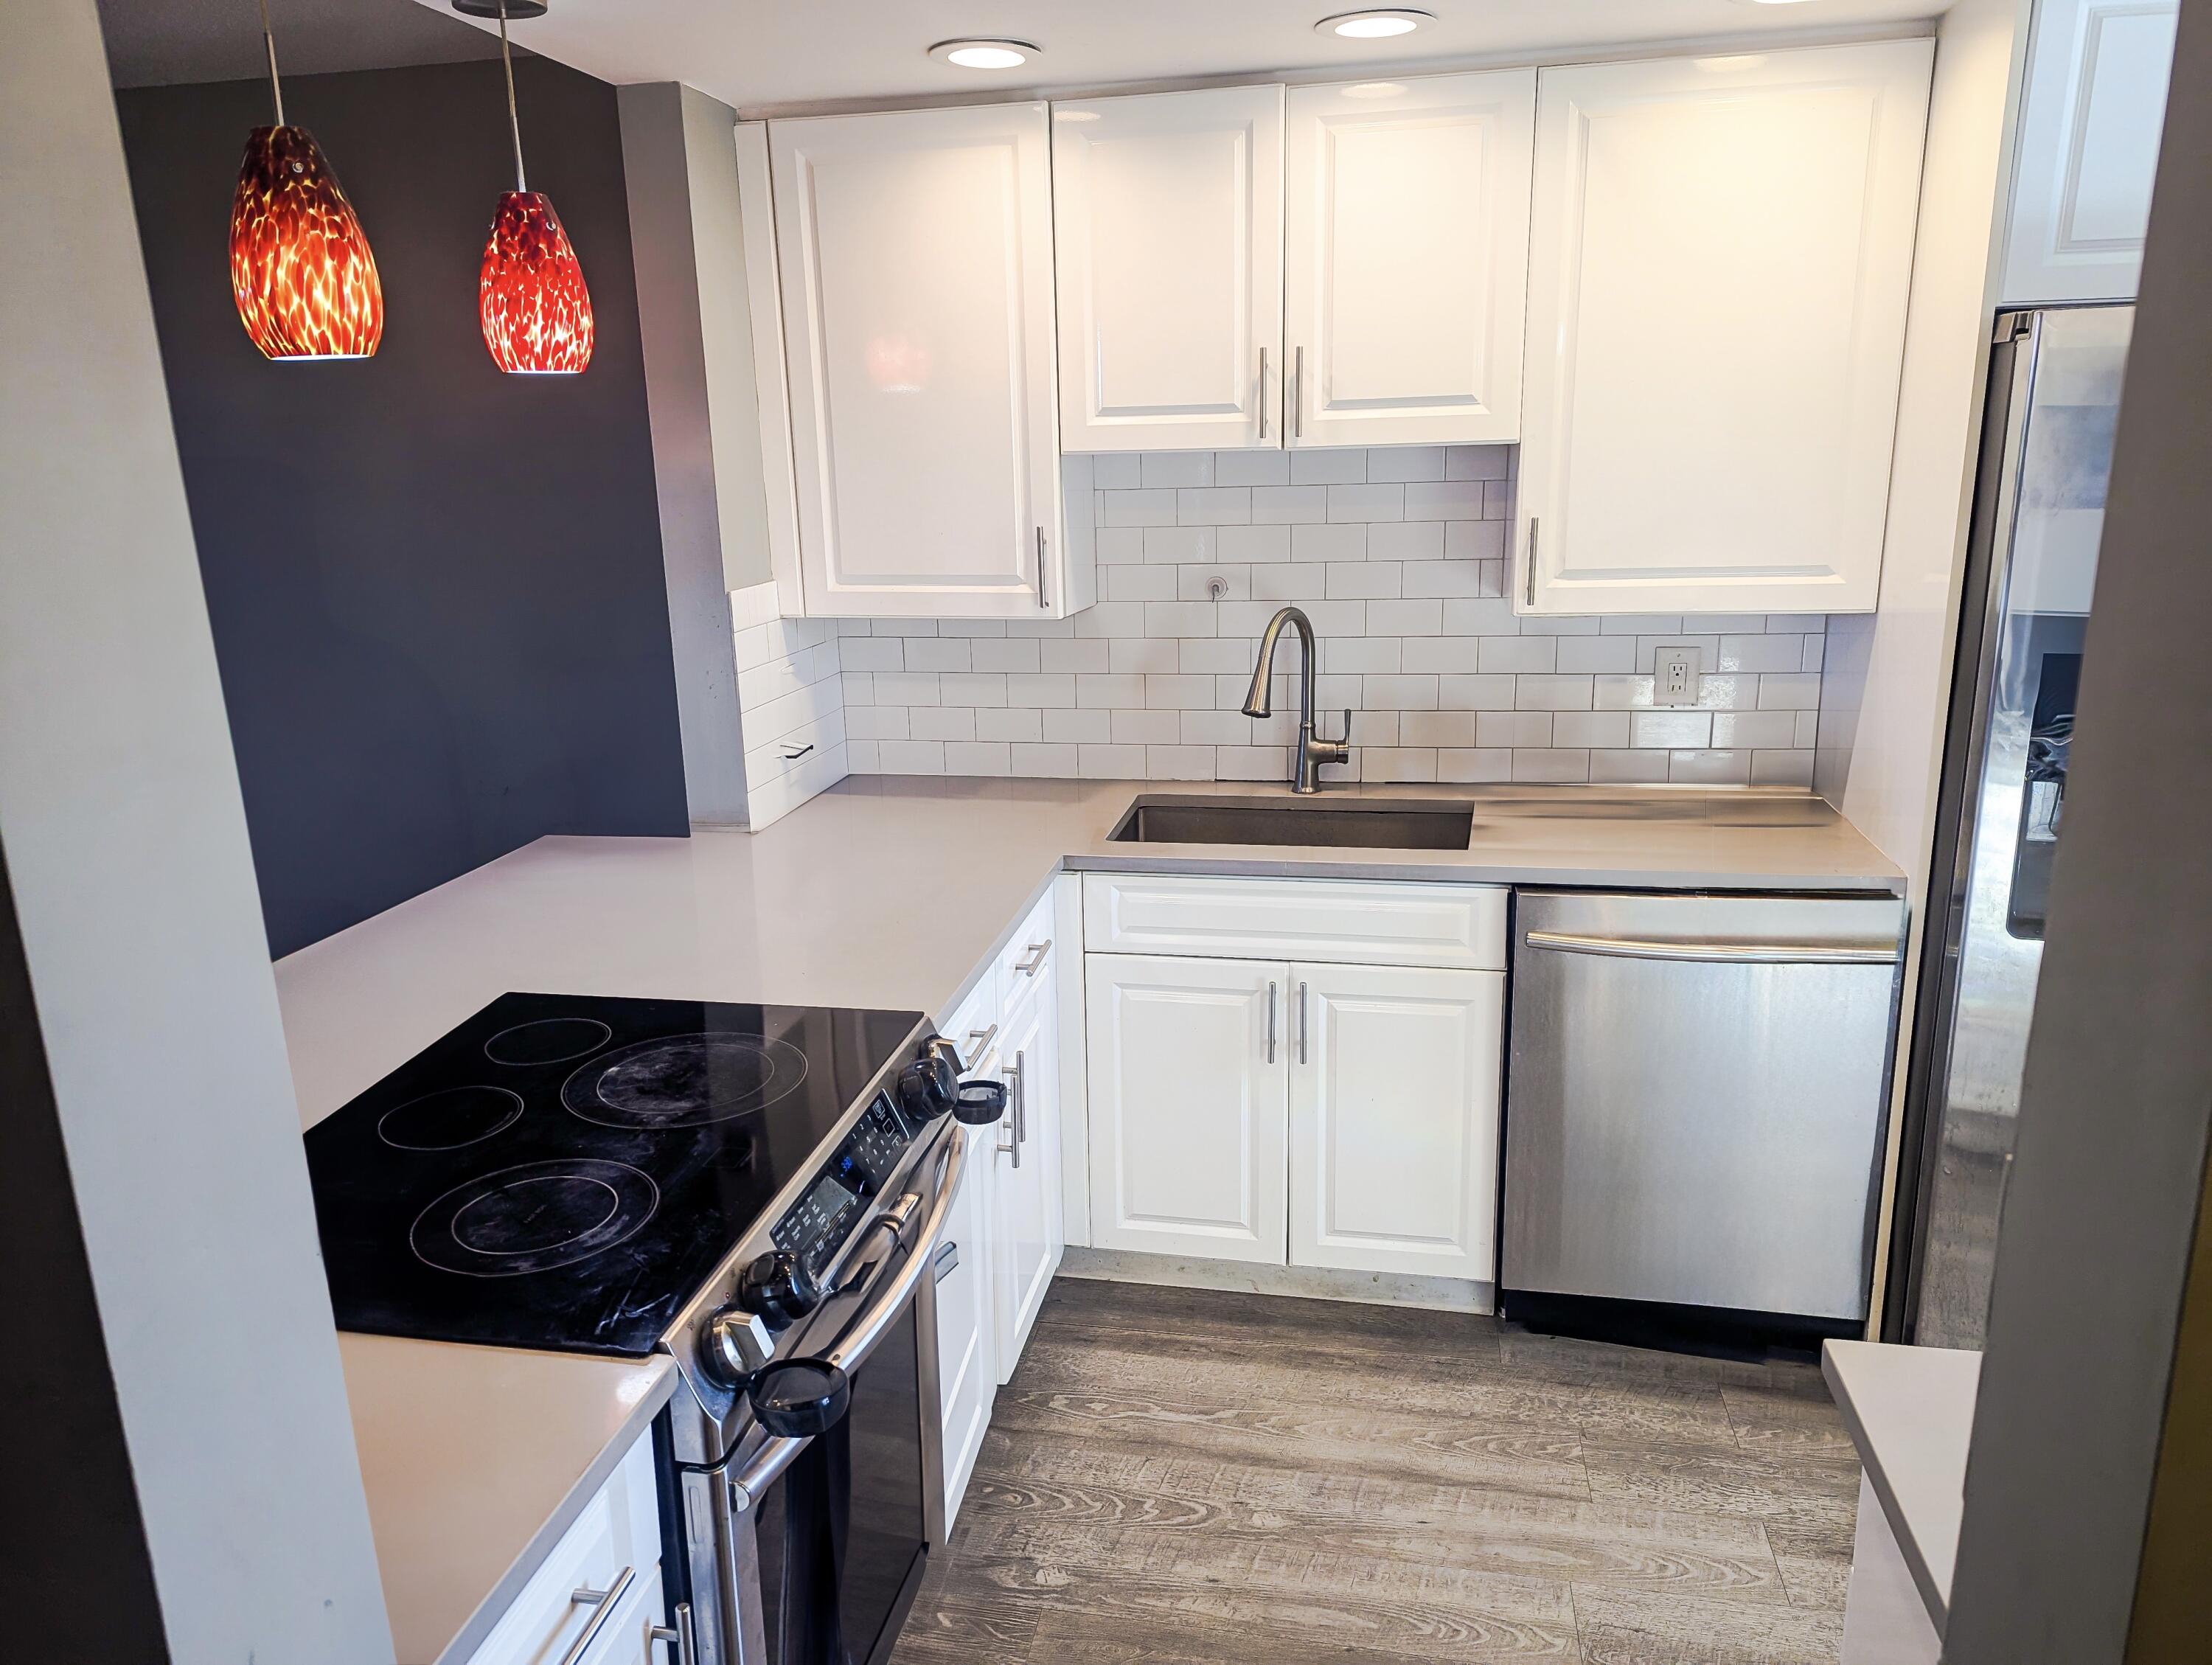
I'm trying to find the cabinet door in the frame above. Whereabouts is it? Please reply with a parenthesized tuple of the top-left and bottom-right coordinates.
(1051, 86, 1284, 452)
(1518, 44, 1931, 615)
(1288, 964, 1503, 1282)
(932, 1117, 996, 1530)
(771, 103, 1064, 617)
(992, 981, 1063, 1381)
(1284, 72, 1534, 448)
(1084, 954, 1289, 1263)
(2003, 0, 2178, 304)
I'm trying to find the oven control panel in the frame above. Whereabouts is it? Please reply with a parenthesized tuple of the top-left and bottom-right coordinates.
(771, 1091, 918, 1276)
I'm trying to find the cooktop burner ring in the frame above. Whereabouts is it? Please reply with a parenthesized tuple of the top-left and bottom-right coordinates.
(376, 1085, 526, 1151)
(560, 1032, 810, 1129)
(408, 1158, 660, 1278)
(484, 1017, 615, 1067)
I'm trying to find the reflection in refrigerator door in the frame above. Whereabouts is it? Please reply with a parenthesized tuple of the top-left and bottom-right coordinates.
(1900, 305, 2131, 1349)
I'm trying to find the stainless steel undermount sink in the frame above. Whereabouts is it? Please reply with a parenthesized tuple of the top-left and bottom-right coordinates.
(1108, 798, 1475, 850)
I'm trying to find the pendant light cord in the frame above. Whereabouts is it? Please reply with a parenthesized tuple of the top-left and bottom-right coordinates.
(257, 0, 285, 125)
(497, 0, 527, 193)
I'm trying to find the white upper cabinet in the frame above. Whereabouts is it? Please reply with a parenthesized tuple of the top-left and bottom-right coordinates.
(770, 103, 1073, 617)
(1284, 72, 1535, 448)
(2003, 0, 2178, 304)
(1051, 86, 1284, 452)
(1517, 42, 1933, 616)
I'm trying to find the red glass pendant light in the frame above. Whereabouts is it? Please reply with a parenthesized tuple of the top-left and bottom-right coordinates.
(471, 0, 594, 374)
(229, 3, 382, 359)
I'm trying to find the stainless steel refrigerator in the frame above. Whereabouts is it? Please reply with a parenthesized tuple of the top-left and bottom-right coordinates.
(1891, 303, 2133, 1346)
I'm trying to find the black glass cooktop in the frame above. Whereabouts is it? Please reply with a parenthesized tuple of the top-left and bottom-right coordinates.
(304, 993, 925, 1357)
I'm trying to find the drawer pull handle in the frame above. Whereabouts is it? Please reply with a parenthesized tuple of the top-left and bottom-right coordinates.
(650, 1602, 697, 1665)
(1266, 981, 1279, 1064)
(1015, 939, 1051, 976)
(966, 1023, 999, 1057)
(563, 1565, 636, 1665)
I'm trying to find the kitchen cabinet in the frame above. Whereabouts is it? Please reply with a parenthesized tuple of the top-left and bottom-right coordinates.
(1516, 41, 1932, 615)
(1283, 72, 1535, 448)
(768, 102, 1091, 618)
(992, 955, 1063, 1380)
(1051, 86, 1284, 452)
(930, 1092, 997, 1530)
(2003, 0, 2178, 304)
(1085, 953, 1290, 1264)
(1288, 962, 1504, 1282)
(1081, 875, 1509, 1282)
(462, 1433, 666, 1665)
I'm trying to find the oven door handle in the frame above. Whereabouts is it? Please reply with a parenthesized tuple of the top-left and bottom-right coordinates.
(727, 1125, 967, 1509)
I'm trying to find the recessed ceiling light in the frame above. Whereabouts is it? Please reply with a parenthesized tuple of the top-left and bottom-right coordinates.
(928, 38, 1040, 69)
(1315, 9, 1434, 38)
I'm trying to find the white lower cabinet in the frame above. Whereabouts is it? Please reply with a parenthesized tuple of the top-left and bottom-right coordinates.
(1085, 953, 1290, 1264)
(931, 1097, 997, 1530)
(465, 1433, 667, 1665)
(1288, 963, 1503, 1282)
(1081, 878, 1508, 1287)
(991, 974, 1063, 1381)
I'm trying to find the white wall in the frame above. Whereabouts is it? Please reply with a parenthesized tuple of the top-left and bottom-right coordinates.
(0, 2, 392, 1656)
(1830, 0, 2033, 1323)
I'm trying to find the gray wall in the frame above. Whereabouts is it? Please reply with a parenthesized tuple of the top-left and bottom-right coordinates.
(0, 1, 390, 1653)
(1946, 1, 2212, 1655)
(118, 56, 692, 957)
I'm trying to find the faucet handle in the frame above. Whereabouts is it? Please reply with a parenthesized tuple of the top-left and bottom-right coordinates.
(1313, 709, 1353, 768)
(1328, 709, 1353, 745)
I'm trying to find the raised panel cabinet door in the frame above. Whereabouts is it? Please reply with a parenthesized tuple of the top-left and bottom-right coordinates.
(991, 981, 1063, 1382)
(1051, 85, 1284, 452)
(1284, 71, 1535, 448)
(1288, 963, 1504, 1282)
(2003, 0, 2178, 304)
(932, 1118, 996, 1529)
(1518, 43, 1933, 616)
(771, 103, 1064, 617)
(1084, 954, 1290, 1264)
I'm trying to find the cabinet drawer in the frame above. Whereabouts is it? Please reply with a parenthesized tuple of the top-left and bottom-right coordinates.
(465, 1434, 662, 1665)
(1082, 874, 1506, 970)
(994, 887, 1059, 1014)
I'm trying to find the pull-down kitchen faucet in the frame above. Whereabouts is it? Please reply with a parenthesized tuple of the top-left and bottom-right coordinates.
(1242, 606, 1351, 794)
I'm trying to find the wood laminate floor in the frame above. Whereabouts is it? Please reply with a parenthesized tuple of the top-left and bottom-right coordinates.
(891, 1276, 1861, 1665)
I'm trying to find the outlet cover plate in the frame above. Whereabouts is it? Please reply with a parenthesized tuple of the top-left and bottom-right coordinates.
(1654, 646, 1700, 706)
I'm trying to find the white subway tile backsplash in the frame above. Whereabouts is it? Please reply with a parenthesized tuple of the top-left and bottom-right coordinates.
(1290, 448, 1367, 485)
(1212, 449, 1291, 487)
(836, 447, 1822, 788)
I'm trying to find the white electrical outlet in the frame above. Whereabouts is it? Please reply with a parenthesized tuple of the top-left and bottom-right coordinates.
(1654, 646, 1700, 706)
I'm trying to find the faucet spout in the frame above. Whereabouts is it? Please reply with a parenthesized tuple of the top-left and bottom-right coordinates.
(1242, 605, 1349, 793)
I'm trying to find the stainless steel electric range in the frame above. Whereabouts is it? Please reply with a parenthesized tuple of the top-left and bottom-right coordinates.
(302, 991, 1005, 1665)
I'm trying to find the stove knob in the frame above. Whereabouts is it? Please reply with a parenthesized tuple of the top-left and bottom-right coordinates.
(701, 1307, 775, 1386)
(953, 1079, 1009, 1126)
(897, 1044, 961, 1122)
(748, 1358, 850, 1439)
(733, 1250, 821, 1332)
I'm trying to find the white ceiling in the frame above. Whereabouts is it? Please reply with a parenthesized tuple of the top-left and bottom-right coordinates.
(100, 0, 501, 88)
(419, 0, 1947, 115)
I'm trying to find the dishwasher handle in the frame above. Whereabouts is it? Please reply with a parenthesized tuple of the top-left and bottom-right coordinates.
(1521, 929, 1899, 966)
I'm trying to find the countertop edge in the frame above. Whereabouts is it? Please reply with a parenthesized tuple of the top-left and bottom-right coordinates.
(1822, 1341, 1978, 1634)
(1062, 850, 1905, 893)
(426, 1358, 680, 1665)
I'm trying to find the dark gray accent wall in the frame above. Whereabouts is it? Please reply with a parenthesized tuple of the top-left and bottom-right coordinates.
(119, 56, 689, 958)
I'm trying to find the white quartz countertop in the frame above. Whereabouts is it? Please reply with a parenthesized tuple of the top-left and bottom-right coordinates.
(282, 776, 1900, 1657)
(1823, 1339, 1983, 1630)
(340, 1334, 676, 1665)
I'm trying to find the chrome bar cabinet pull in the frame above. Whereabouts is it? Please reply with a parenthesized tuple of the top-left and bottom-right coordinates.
(1015, 939, 1051, 976)
(563, 1565, 637, 1665)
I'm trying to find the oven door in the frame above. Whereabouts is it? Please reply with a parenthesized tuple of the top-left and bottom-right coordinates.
(688, 1124, 966, 1665)
(754, 1270, 928, 1665)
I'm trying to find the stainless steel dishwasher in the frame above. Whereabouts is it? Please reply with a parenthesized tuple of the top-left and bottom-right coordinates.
(1502, 890, 1906, 1324)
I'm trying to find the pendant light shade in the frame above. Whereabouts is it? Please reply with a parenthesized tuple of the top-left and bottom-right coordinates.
(230, 10, 382, 359)
(479, 190, 594, 374)
(467, 0, 594, 375)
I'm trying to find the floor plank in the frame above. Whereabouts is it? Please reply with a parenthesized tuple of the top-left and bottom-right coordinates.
(892, 1278, 1863, 1665)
